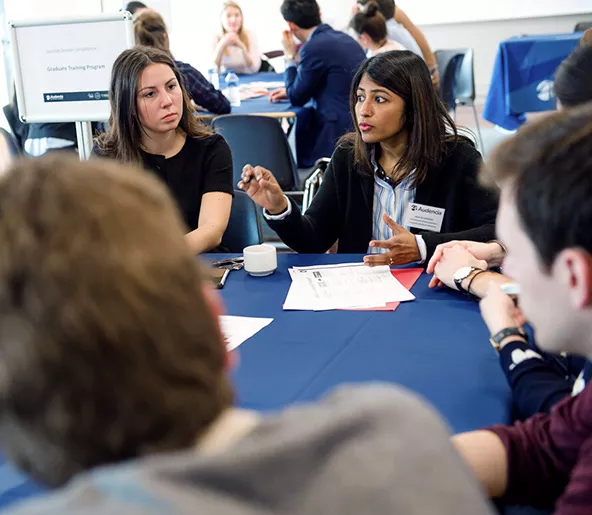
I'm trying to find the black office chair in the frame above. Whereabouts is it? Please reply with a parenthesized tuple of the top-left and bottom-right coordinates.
(3, 102, 26, 151)
(575, 21, 592, 32)
(213, 114, 305, 198)
(0, 128, 22, 158)
(435, 50, 461, 112)
(435, 48, 484, 152)
(258, 58, 276, 73)
(221, 189, 263, 252)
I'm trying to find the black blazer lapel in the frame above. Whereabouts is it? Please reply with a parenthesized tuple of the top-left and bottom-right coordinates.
(359, 173, 374, 213)
(408, 171, 439, 235)
(357, 173, 375, 248)
(414, 173, 437, 207)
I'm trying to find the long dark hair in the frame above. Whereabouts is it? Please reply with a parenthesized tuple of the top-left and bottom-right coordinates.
(95, 46, 210, 164)
(342, 50, 472, 187)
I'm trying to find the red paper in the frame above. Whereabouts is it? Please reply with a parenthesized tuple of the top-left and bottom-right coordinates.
(343, 268, 423, 312)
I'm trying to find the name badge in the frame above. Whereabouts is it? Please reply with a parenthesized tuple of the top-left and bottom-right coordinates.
(404, 203, 445, 233)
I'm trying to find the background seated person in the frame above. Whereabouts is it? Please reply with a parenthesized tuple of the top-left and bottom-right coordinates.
(124, 1, 147, 15)
(94, 47, 232, 254)
(240, 51, 496, 266)
(135, 9, 230, 114)
(4, 88, 77, 156)
(0, 155, 495, 515)
(454, 105, 592, 513)
(350, 2, 405, 57)
(269, 0, 366, 167)
(356, 0, 439, 88)
(213, 1, 261, 75)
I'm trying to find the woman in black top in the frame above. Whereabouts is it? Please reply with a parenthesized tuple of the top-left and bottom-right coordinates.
(95, 47, 233, 254)
(239, 50, 497, 265)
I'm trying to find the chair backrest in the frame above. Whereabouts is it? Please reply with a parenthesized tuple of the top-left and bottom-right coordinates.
(455, 49, 476, 103)
(3, 101, 27, 150)
(213, 115, 298, 191)
(434, 49, 476, 107)
(221, 189, 263, 252)
(258, 59, 276, 73)
(575, 21, 592, 32)
(434, 50, 463, 110)
(0, 128, 22, 158)
(0, 128, 22, 176)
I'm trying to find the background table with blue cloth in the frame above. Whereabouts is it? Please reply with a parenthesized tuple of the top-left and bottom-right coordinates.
(200, 72, 300, 119)
(483, 32, 583, 131)
(0, 253, 513, 511)
(199, 72, 301, 164)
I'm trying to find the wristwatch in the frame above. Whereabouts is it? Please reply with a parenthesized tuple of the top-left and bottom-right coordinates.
(453, 266, 482, 293)
(489, 327, 527, 352)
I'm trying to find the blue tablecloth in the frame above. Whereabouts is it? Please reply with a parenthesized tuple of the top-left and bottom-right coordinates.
(226, 254, 511, 431)
(207, 72, 298, 117)
(0, 253, 512, 511)
(483, 32, 583, 130)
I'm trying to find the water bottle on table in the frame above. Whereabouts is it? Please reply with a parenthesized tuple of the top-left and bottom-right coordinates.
(225, 70, 241, 107)
(208, 67, 220, 90)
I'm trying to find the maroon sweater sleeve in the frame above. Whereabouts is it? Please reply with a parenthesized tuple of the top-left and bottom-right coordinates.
(487, 383, 592, 513)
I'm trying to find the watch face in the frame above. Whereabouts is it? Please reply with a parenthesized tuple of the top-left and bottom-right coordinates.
(453, 266, 473, 281)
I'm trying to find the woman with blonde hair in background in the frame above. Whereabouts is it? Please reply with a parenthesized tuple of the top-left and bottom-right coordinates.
(213, 1, 261, 74)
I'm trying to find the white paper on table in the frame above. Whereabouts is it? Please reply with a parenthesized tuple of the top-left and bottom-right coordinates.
(292, 262, 367, 271)
(284, 268, 383, 310)
(240, 81, 285, 90)
(219, 315, 273, 351)
(283, 263, 414, 311)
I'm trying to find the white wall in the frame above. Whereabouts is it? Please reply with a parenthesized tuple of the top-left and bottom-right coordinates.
(420, 13, 592, 100)
(397, 0, 591, 26)
(3, 0, 592, 103)
(5, 0, 101, 20)
(168, 0, 592, 100)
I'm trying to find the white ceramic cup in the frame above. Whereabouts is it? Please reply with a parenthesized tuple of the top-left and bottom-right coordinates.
(243, 244, 277, 277)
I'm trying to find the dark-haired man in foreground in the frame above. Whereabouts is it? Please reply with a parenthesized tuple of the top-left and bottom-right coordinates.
(455, 105, 592, 514)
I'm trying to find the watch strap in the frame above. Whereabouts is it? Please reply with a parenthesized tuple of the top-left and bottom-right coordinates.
(454, 267, 476, 293)
(454, 267, 485, 296)
(489, 327, 527, 352)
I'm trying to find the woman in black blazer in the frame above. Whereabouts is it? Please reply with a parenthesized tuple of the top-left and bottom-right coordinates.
(239, 50, 497, 266)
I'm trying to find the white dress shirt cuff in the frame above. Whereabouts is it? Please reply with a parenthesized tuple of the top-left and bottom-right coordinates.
(263, 195, 292, 220)
(415, 235, 427, 264)
(285, 60, 297, 69)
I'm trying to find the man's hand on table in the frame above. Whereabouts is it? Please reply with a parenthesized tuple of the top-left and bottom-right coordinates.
(269, 88, 288, 103)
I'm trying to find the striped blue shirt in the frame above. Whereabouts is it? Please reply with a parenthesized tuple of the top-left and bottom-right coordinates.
(367, 149, 426, 261)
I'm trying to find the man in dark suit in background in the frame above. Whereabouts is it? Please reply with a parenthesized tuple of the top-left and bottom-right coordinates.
(123, 1, 148, 15)
(269, 0, 366, 167)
